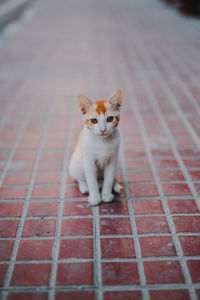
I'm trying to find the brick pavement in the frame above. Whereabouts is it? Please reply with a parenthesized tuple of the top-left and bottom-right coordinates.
(0, 0, 200, 299)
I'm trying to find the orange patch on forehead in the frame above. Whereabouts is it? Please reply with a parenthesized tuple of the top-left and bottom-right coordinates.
(95, 100, 106, 115)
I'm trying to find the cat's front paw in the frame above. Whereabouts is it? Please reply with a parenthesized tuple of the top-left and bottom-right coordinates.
(102, 193, 114, 203)
(88, 194, 101, 206)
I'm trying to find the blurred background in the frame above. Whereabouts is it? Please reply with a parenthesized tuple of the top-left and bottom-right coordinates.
(0, 0, 200, 299)
(0, 0, 199, 35)
(163, 0, 200, 15)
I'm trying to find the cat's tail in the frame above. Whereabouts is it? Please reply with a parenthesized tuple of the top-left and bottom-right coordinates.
(113, 180, 124, 194)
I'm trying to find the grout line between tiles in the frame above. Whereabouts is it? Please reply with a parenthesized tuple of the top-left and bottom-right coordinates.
(92, 206, 102, 300)
(2, 282, 200, 293)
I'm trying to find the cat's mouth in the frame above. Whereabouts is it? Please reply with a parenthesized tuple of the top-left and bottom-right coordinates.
(100, 132, 111, 138)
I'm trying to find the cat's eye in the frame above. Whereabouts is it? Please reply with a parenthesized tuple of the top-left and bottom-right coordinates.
(90, 118, 98, 124)
(107, 116, 114, 122)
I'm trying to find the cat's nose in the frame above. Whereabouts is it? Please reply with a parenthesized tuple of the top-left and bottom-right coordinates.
(100, 129, 106, 133)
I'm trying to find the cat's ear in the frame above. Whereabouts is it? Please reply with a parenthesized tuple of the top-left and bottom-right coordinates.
(78, 94, 93, 115)
(108, 90, 122, 111)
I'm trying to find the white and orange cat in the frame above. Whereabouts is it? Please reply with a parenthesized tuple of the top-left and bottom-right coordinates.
(69, 90, 123, 206)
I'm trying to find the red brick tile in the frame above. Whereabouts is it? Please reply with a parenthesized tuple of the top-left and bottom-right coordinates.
(135, 216, 170, 234)
(0, 151, 9, 161)
(27, 201, 58, 216)
(139, 236, 176, 257)
(124, 138, 143, 147)
(133, 199, 164, 214)
(126, 170, 153, 182)
(0, 240, 13, 259)
(38, 160, 62, 171)
(7, 292, 47, 300)
(18, 139, 40, 149)
(66, 174, 76, 184)
(115, 170, 123, 183)
(0, 264, 7, 286)
(100, 218, 131, 235)
(0, 186, 26, 199)
(101, 237, 135, 258)
(49, 120, 67, 131)
(0, 220, 18, 237)
(144, 261, 185, 283)
(17, 239, 53, 259)
(0, 162, 4, 172)
(31, 185, 59, 198)
(13, 151, 36, 161)
(125, 149, 146, 157)
(56, 262, 93, 285)
(21, 133, 40, 141)
(179, 236, 200, 256)
(9, 160, 33, 171)
(173, 216, 200, 233)
(183, 159, 200, 168)
(63, 201, 92, 216)
(189, 170, 200, 181)
(35, 172, 60, 184)
(125, 159, 150, 169)
(187, 260, 200, 283)
(151, 149, 174, 157)
(149, 290, 190, 300)
(41, 150, 64, 160)
(0, 202, 23, 217)
(162, 183, 191, 196)
(44, 139, 65, 149)
(176, 137, 195, 147)
(11, 263, 50, 285)
(196, 289, 200, 299)
(158, 170, 185, 181)
(22, 219, 56, 236)
(55, 291, 94, 300)
(61, 218, 92, 235)
(3, 173, 30, 185)
(1, 141, 14, 150)
(102, 262, 139, 285)
(47, 131, 66, 140)
(103, 291, 142, 300)
(99, 200, 128, 215)
(65, 185, 86, 198)
(178, 148, 200, 156)
(167, 199, 199, 213)
(59, 238, 92, 258)
(154, 159, 179, 169)
(129, 183, 158, 197)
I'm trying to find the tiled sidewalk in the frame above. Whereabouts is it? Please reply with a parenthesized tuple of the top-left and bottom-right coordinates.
(0, 0, 200, 299)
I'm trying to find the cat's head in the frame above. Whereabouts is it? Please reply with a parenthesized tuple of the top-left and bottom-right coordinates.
(78, 90, 122, 137)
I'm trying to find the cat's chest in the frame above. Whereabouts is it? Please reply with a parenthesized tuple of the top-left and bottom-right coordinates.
(85, 135, 119, 168)
(87, 138, 117, 155)
(95, 152, 114, 169)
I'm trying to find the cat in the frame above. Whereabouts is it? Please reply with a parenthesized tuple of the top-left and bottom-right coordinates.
(69, 90, 124, 205)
